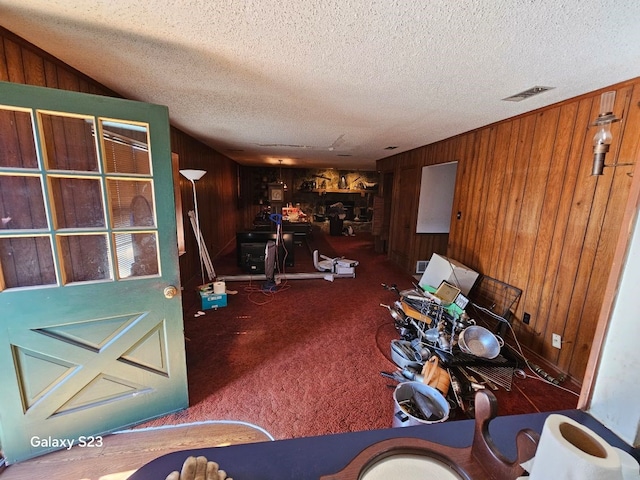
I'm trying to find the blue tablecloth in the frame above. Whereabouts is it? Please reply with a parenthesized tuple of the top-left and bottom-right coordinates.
(128, 410, 639, 480)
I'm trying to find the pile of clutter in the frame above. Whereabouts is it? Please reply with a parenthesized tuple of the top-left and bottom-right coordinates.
(380, 280, 514, 425)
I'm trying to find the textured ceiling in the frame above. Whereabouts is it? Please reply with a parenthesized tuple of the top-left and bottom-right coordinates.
(1, 1, 640, 170)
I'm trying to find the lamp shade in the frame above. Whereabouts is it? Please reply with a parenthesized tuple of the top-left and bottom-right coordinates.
(179, 169, 206, 181)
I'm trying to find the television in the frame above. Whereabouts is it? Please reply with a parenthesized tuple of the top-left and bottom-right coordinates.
(236, 232, 294, 273)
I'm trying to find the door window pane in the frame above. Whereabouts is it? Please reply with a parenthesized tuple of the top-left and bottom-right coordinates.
(107, 179, 155, 229)
(0, 236, 57, 288)
(39, 113, 98, 172)
(1, 111, 161, 288)
(114, 232, 159, 278)
(0, 175, 47, 230)
(57, 234, 110, 283)
(101, 121, 151, 175)
(50, 177, 105, 229)
(0, 108, 38, 169)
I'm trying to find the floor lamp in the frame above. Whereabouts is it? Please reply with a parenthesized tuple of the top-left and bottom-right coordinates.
(180, 169, 207, 285)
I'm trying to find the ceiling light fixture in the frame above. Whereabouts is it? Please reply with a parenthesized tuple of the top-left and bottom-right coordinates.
(277, 159, 288, 190)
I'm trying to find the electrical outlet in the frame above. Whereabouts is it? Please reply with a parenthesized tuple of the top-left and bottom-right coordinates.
(523, 312, 531, 325)
(552, 333, 562, 349)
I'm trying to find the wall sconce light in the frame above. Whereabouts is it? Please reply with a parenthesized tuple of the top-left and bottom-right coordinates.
(591, 91, 619, 176)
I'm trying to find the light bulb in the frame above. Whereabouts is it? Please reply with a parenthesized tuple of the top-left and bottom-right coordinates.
(592, 124, 612, 148)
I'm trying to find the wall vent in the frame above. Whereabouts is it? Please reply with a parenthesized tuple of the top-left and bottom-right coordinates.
(503, 86, 554, 102)
(416, 260, 429, 274)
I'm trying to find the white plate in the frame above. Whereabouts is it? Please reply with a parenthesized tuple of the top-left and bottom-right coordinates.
(360, 454, 464, 479)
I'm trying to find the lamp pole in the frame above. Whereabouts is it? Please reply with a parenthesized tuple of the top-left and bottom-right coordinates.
(180, 169, 207, 285)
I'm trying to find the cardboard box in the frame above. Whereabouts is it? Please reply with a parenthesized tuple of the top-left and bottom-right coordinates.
(418, 253, 479, 296)
(200, 291, 227, 310)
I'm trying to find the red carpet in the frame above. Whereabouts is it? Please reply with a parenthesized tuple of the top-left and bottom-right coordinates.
(142, 229, 578, 439)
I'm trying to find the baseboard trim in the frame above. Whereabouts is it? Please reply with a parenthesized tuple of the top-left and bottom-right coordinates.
(506, 342, 582, 393)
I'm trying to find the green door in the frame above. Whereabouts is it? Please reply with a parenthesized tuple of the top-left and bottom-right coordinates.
(0, 82, 188, 463)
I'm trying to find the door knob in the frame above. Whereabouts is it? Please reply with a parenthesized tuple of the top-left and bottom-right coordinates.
(164, 285, 178, 299)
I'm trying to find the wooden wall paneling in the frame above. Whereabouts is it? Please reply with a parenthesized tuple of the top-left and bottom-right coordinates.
(194, 151, 214, 252)
(43, 59, 60, 90)
(219, 156, 238, 248)
(540, 96, 601, 364)
(206, 155, 220, 254)
(0, 110, 26, 167)
(3, 36, 25, 83)
(0, 177, 48, 288)
(21, 47, 46, 86)
(377, 156, 395, 173)
(172, 132, 199, 284)
(489, 118, 521, 282)
(56, 66, 82, 93)
(579, 103, 640, 409)
(389, 162, 418, 271)
(569, 163, 634, 376)
(458, 133, 478, 262)
(462, 127, 492, 270)
(566, 85, 638, 377)
(617, 86, 640, 168)
(506, 111, 555, 299)
(465, 128, 491, 270)
(471, 126, 500, 274)
(443, 137, 456, 163)
(551, 86, 633, 373)
(410, 153, 424, 265)
(377, 78, 640, 380)
(448, 133, 474, 261)
(518, 102, 579, 346)
(381, 171, 393, 241)
(557, 168, 615, 370)
(507, 108, 559, 345)
(0, 38, 8, 80)
(493, 115, 535, 287)
(448, 139, 468, 256)
(453, 132, 476, 266)
(387, 157, 402, 265)
(534, 97, 594, 353)
(515, 106, 572, 346)
(453, 131, 481, 266)
(486, 121, 515, 277)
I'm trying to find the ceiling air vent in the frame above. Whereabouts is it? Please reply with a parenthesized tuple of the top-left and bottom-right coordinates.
(384, 146, 398, 150)
(503, 86, 554, 102)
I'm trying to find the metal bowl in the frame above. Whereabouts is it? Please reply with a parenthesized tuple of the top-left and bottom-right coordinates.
(459, 326, 503, 359)
(457, 333, 472, 355)
(391, 340, 423, 369)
